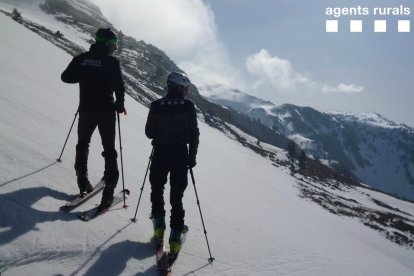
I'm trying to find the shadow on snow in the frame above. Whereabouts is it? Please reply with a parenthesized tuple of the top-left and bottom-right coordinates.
(83, 239, 157, 276)
(0, 186, 74, 246)
(0, 161, 58, 188)
(69, 222, 158, 276)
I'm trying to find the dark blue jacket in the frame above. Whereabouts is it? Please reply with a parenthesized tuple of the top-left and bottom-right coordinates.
(145, 92, 199, 157)
(61, 43, 125, 112)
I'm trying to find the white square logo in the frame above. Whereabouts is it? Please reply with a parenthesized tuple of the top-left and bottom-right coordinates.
(398, 20, 410, 32)
(374, 20, 387, 32)
(326, 20, 338, 32)
(350, 20, 362, 32)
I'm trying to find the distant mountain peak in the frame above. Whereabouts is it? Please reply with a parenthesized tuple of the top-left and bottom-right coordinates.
(200, 84, 414, 201)
(326, 111, 401, 128)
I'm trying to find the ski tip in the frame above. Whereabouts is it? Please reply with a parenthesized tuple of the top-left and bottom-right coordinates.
(77, 215, 90, 222)
(60, 203, 73, 209)
(77, 210, 97, 222)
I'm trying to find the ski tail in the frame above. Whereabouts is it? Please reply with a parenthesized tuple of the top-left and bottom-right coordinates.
(166, 226, 189, 272)
(60, 180, 105, 211)
(77, 189, 130, 221)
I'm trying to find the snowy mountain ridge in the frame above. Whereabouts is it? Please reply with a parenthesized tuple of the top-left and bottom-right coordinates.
(327, 111, 406, 129)
(1, 1, 414, 275)
(199, 84, 414, 201)
(199, 84, 408, 128)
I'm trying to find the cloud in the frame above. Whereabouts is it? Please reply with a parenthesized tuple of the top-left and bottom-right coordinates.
(179, 39, 245, 88)
(89, 0, 244, 89)
(246, 49, 310, 91)
(89, 1, 362, 97)
(91, 0, 213, 55)
(245, 49, 364, 94)
(322, 83, 364, 93)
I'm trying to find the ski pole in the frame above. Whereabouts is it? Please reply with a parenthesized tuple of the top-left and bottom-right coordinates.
(57, 111, 78, 163)
(131, 148, 154, 222)
(190, 168, 215, 263)
(117, 112, 127, 208)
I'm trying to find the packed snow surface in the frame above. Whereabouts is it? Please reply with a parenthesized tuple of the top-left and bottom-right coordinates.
(1, 13, 414, 276)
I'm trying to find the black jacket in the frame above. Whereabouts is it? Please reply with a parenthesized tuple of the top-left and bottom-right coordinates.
(145, 92, 199, 157)
(61, 43, 125, 112)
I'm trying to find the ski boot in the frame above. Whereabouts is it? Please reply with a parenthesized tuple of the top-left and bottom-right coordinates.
(77, 174, 93, 197)
(151, 216, 166, 245)
(98, 182, 114, 211)
(169, 225, 188, 255)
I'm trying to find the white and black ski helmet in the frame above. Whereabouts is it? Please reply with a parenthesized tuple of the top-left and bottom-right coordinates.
(167, 72, 191, 88)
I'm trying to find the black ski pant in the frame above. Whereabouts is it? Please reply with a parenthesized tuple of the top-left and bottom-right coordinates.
(75, 111, 119, 189)
(149, 146, 189, 231)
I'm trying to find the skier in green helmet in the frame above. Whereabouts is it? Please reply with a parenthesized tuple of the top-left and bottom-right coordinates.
(61, 28, 126, 209)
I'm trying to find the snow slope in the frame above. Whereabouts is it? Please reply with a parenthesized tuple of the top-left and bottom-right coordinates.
(1, 12, 414, 276)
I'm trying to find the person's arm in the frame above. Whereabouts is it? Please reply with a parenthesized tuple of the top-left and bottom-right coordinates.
(188, 102, 200, 167)
(114, 60, 126, 114)
(61, 56, 80, 83)
(145, 103, 155, 139)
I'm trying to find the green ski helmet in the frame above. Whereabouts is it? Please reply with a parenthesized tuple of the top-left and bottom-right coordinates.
(95, 28, 117, 46)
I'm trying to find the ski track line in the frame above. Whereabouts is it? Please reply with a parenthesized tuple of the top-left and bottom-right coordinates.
(68, 222, 134, 276)
(83, 226, 89, 253)
(199, 251, 334, 276)
(0, 249, 83, 273)
(31, 236, 39, 253)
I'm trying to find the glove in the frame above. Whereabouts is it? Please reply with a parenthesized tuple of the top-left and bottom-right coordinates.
(188, 155, 197, 169)
(115, 101, 125, 113)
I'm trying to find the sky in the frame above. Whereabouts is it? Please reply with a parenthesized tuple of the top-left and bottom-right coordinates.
(89, 0, 414, 127)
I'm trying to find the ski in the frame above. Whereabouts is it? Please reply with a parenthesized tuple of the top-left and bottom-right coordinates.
(152, 239, 170, 275)
(60, 180, 105, 211)
(162, 226, 189, 276)
(158, 251, 170, 276)
(149, 215, 169, 275)
(154, 240, 166, 264)
(77, 189, 130, 221)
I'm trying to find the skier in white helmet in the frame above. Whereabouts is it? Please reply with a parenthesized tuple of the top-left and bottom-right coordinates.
(145, 71, 199, 255)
